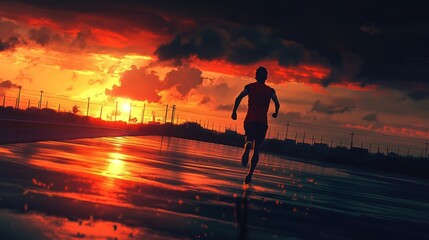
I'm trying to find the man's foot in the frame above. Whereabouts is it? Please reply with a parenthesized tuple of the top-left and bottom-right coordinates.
(244, 174, 252, 184)
(241, 141, 252, 167)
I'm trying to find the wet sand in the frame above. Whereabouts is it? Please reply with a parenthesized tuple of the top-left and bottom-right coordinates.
(0, 136, 428, 239)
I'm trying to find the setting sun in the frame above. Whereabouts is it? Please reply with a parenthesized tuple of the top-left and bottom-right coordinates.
(121, 103, 131, 114)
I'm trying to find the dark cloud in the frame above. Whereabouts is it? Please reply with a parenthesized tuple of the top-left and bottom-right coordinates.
(28, 27, 91, 49)
(28, 27, 61, 46)
(155, 25, 307, 67)
(311, 100, 355, 115)
(215, 104, 246, 112)
(150, 1, 429, 101)
(362, 113, 377, 122)
(0, 80, 20, 88)
(4, 0, 429, 101)
(0, 80, 20, 96)
(105, 65, 162, 102)
(1, 0, 184, 37)
(406, 90, 429, 101)
(155, 27, 228, 64)
(71, 29, 93, 49)
(199, 96, 211, 105)
(0, 36, 21, 51)
(161, 66, 204, 97)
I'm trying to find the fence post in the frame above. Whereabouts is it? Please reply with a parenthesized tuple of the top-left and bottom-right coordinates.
(16, 86, 21, 109)
(38, 91, 43, 109)
(141, 103, 146, 124)
(164, 104, 168, 124)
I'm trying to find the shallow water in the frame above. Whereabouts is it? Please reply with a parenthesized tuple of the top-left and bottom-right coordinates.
(0, 136, 428, 239)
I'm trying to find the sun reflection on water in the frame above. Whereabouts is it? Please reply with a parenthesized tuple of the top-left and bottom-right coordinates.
(103, 152, 128, 178)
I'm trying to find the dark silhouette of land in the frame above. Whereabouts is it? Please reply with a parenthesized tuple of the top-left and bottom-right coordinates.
(1, 106, 428, 179)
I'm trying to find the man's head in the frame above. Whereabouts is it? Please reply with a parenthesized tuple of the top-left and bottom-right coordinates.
(255, 66, 268, 82)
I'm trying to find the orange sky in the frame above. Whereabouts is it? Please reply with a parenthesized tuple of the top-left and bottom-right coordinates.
(0, 1, 428, 154)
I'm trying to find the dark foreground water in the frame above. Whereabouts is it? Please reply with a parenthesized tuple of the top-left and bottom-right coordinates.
(0, 136, 428, 240)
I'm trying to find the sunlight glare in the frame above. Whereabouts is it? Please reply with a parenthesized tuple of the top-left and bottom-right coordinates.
(121, 103, 131, 113)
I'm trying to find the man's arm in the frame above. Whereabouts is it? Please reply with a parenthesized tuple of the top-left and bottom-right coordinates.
(231, 88, 249, 120)
(271, 91, 280, 118)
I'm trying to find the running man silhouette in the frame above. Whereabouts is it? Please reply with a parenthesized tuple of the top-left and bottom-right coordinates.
(231, 66, 280, 184)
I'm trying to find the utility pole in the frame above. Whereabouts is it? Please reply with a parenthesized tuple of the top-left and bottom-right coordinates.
(141, 103, 146, 124)
(294, 132, 298, 143)
(86, 97, 90, 116)
(164, 104, 168, 124)
(27, 100, 30, 109)
(171, 105, 176, 124)
(2, 95, 5, 107)
(16, 86, 22, 109)
(38, 91, 43, 109)
(285, 122, 290, 140)
(302, 132, 306, 144)
(100, 105, 103, 119)
(350, 132, 354, 149)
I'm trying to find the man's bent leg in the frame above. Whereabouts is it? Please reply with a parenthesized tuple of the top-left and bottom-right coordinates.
(242, 139, 252, 167)
(244, 124, 267, 184)
(242, 123, 255, 167)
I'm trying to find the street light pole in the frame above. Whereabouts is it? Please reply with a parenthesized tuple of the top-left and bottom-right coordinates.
(86, 97, 90, 116)
(38, 91, 43, 109)
(16, 86, 22, 109)
(164, 104, 168, 124)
